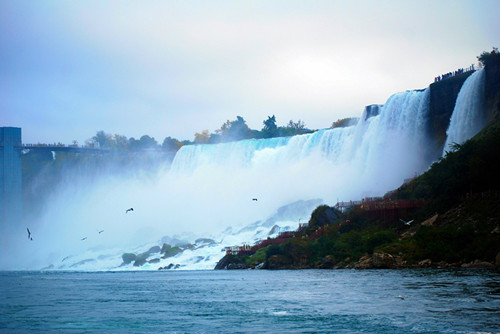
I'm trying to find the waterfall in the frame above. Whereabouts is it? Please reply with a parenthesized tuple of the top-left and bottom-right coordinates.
(172, 88, 431, 205)
(3, 87, 433, 270)
(442, 69, 486, 154)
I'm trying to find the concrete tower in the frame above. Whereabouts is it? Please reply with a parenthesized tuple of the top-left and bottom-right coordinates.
(0, 127, 23, 227)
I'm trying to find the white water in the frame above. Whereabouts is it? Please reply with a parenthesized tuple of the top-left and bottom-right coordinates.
(443, 69, 486, 154)
(2, 87, 442, 270)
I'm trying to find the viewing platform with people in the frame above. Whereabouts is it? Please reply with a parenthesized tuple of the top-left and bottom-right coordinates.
(434, 64, 475, 83)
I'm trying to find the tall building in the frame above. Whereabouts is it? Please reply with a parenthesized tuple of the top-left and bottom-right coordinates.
(0, 127, 23, 227)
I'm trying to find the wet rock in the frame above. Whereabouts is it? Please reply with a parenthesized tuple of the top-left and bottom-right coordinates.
(158, 263, 177, 270)
(161, 246, 183, 258)
(355, 255, 373, 269)
(214, 255, 231, 270)
(227, 263, 249, 269)
(372, 252, 395, 269)
(147, 246, 161, 254)
(122, 253, 136, 264)
(269, 225, 281, 235)
(394, 256, 405, 267)
(435, 261, 450, 268)
(160, 243, 172, 254)
(133, 257, 148, 267)
(418, 259, 432, 267)
(69, 259, 96, 268)
(461, 260, 494, 268)
(195, 238, 216, 245)
(319, 255, 336, 269)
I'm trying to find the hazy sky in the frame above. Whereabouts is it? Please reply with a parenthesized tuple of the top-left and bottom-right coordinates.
(1, 0, 499, 145)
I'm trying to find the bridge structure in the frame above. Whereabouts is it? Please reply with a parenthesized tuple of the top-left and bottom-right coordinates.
(0, 127, 108, 227)
(0, 127, 23, 228)
(21, 144, 109, 154)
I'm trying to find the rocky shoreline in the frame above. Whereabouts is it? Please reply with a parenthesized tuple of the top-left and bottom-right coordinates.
(215, 251, 499, 270)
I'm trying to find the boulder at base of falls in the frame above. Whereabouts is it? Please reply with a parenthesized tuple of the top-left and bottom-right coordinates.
(122, 253, 136, 265)
(214, 254, 250, 270)
(195, 238, 216, 245)
(160, 243, 172, 254)
(133, 246, 163, 266)
(161, 246, 183, 259)
(158, 263, 182, 270)
(147, 246, 161, 254)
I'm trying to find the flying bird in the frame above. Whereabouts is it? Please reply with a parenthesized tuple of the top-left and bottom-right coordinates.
(26, 227, 33, 241)
(126, 208, 134, 213)
(400, 219, 414, 226)
(81, 237, 87, 241)
(98, 230, 104, 234)
(252, 198, 258, 201)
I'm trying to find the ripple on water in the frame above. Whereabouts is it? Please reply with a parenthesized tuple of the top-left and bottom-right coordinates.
(0, 269, 499, 333)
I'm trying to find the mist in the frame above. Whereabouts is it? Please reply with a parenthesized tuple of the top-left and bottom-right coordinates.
(0, 87, 434, 270)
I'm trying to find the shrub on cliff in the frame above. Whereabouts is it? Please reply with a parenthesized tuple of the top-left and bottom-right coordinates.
(478, 47, 500, 68)
(306, 205, 341, 233)
(395, 118, 500, 211)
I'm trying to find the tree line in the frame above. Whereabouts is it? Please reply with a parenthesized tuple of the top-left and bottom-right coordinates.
(79, 115, 314, 152)
(52, 113, 364, 153)
(193, 115, 313, 144)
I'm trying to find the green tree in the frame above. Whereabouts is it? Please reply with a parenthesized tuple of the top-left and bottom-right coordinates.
(194, 130, 211, 144)
(286, 119, 305, 131)
(262, 115, 278, 138)
(92, 130, 112, 148)
(138, 135, 158, 149)
(162, 136, 182, 152)
(477, 47, 499, 67)
(112, 134, 129, 150)
(227, 116, 251, 141)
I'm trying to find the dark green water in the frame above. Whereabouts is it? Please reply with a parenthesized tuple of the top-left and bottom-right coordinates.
(1, 269, 499, 333)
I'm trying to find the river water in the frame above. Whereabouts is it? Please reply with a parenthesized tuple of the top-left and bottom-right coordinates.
(1, 269, 499, 333)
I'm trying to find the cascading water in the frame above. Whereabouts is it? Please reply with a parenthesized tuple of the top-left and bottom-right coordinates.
(172, 88, 431, 198)
(1, 87, 440, 271)
(442, 69, 486, 154)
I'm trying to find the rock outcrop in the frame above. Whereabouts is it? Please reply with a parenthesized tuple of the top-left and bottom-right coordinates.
(214, 254, 250, 270)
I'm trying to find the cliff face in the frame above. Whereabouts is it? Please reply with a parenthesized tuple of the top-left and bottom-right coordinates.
(427, 71, 473, 160)
(485, 56, 500, 121)
(426, 56, 500, 160)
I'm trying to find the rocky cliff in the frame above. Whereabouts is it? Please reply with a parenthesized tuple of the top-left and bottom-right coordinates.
(427, 71, 473, 160)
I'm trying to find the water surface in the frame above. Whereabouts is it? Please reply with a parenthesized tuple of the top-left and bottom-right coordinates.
(1, 269, 499, 333)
